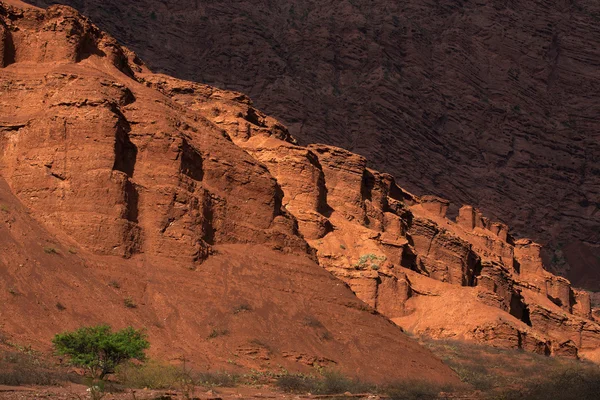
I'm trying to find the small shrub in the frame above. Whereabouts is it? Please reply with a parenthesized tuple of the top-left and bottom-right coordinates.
(303, 316, 324, 328)
(124, 297, 137, 308)
(52, 324, 149, 379)
(8, 287, 18, 296)
(44, 247, 59, 254)
(0, 204, 8, 212)
(55, 302, 66, 311)
(232, 302, 252, 314)
(339, 244, 346, 250)
(68, 248, 77, 254)
(207, 328, 229, 339)
(108, 280, 121, 289)
(353, 253, 386, 270)
(319, 331, 333, 341)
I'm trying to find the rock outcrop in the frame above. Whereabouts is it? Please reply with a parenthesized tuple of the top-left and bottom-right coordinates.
(0, 0, 598, 375)
(148, 67, 600, 359)
(23, 0, 600, 290)
(0, 2, 462, 384)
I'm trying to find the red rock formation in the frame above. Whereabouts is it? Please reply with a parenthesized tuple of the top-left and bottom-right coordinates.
(0, 2, 462, 384)
(22, 0, 600, 290)
(1, 1, 598, 375)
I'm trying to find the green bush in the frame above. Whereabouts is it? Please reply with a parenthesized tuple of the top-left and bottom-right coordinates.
(52, 325, 149, 379)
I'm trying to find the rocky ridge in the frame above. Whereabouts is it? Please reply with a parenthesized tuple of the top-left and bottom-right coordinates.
(0, 0, 598, 372)
(22, 0, 600, 289)
(0, 1, 460, 384)
(147, 43, 600, 362)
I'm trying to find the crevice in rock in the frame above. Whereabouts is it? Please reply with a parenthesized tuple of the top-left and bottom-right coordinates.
(513, 258, 521, 274)
(0, 21, 15, 67)
(273, 183, 284, 218)
(306, 150, 332, 216)
(75, 31, 106, 62)
(180, 139, 203, 181)
(361, 169, 374, 203)
(468, 258, 483, 287)
(111, 107, 137, 177)
(510, 292, 532, 327)
(400, 244, 418, 270)
(124, 180, 139, 223)
(243, 108, 266, 127)
(201, 191, 216, 245)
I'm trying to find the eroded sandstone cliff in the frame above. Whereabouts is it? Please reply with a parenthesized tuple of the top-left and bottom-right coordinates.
(0, 2, 460, 384)
(0, 1, 598, 377)
(23, 0, 600, 289)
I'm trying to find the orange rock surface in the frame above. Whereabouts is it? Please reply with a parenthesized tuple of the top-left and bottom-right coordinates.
(0, 2, 598, 386)
(22, 0, 600, 290)
(0, 2, 459, 384)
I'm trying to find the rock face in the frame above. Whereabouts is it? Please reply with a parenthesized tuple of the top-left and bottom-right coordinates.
(150, 71, 600, 359)
(0, 0, 598, 376)
(22, 0, 600, 289)
(0, 2, 462, 384)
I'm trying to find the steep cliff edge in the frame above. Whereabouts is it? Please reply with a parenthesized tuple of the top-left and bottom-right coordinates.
(23, 0, 600, 289)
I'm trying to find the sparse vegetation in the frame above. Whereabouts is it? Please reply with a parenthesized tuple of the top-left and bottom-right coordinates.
(276, 370, 372, 395)
(118, 360, 239, 392)
(124, 297, 137, 308)
(0, 204, 9, 212)
(196, 371, 239, 387)
(353, 253, 386, 270)
(384, 380, 456, 400)
(207, 328, 229, 339)
(0, 350, 79, 386)
(117, 360, 180, 389)
(68, 248, 77, 254)
(303, 315, 324, 328)
(43, 246, 59, 254)
(339, 244, 346, 250)
(232, 302, 252, 314)
(496, 366, 600, 400)
(422, 337, 600, 399)
(108, 280, 121, 289)
(8, 287, 18, 296)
